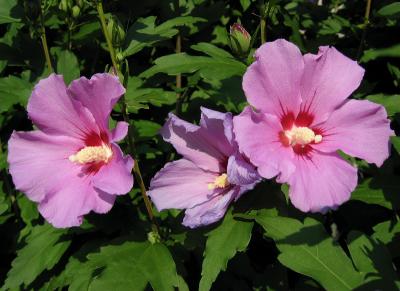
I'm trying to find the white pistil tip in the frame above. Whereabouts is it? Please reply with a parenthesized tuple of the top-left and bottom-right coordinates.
(314, 134, 322, 143)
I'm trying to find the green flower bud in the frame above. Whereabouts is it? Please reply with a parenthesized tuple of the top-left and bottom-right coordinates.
(229, 23, 251, 58)
(106, 15, 126, 48)
(59, 0, 72, 12)
(71, 5, 80, 18)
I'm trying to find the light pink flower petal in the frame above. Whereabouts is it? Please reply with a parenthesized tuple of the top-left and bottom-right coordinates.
(182, 188, 237, 228)
(243, 39, 303, 116)
(92, 144, 134, 195)
(227, 154, 260, 186)
(233, 106, 295, 181)
(200, 107, 235, 154)
(7, 130, 81, 202)
(160, 114, 226, 172)
(27, 74, 100, 140)
(148, 159, 220, 211)
(315, 99, 393, 166)
(38, 177, 116, 228)
(301, 46, 365, 124)
(111, 121, 129, 142)
(68, 73, 125, 131)
(288, 151, 358, 213)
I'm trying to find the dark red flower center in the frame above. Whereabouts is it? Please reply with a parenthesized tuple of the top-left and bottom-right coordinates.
(278, 111, 323, 155)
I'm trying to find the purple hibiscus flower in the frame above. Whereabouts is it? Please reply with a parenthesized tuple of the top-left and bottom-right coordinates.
(233, 39, 393, 213)
(148, 107, 260, 228)
(8, 73, 134, 228)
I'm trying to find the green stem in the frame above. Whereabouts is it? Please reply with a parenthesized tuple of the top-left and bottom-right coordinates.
(96, 1, 161, 237)
(96, 1, 119, 72)
(260, 18, 266, 44)
(39, 2, 52, 72)
(175, 33, 183, 117)
(357, 0, 372, 60)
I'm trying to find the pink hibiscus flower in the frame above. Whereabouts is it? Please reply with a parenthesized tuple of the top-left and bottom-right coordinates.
(7, 73, 134, 228)
(234, 39, 393, 212)
(148, 108, 260, 228)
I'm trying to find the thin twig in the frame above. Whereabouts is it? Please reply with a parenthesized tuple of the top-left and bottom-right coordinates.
(96, 0, 161, 237)
(39, 1, 52, 72)
(357, 0, 372, 60)
(175, 33, 183, 117)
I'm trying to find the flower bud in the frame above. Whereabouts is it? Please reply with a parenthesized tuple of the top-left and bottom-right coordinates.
(71, 5, 80, 18)
(229, 23, 251, 57)
(106, 15, 126, 48)
(59, 0, 72, 12)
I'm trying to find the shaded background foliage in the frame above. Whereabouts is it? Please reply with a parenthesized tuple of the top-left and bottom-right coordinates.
(0, 0, 400, 290)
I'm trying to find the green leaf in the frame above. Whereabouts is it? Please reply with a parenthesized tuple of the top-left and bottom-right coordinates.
(0, 75, 33, 112)
(140, 43, 246, 80)
(351, 175, 400, 209)
(366, 94, 400, 116)
(361, 44, 400, 63)
(68, 241, 181, 291)
(17, 195, 39, 226)
(132, 120, 161, 140)
(199, 211, 253, 291)
(391, 136, 400, 154)
(378, 2, 400, 18)
(124, 77, 177, 113)
(373, 220, 400, 245)
(256, 216, 364, 290)
(4, 224, 71, 289)
(348, 231, 399, 288)
(0, 0, 22, 24)
(56, 50, 80, 85)
(123, 16, 205, 57)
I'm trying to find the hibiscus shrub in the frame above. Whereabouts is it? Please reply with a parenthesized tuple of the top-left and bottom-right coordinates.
(1, 0, 400, 290)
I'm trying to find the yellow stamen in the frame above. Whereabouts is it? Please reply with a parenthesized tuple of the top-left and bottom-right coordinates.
(285, 126, 322, 145)
(69, 144, 112, 164)
(208, 173, 229, 190)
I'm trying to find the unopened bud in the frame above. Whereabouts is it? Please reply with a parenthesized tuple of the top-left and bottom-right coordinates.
(71, 5, 80, 18)
(229, 23, 251, 58)
(59, 0, 72, 12)
(106, 15, 126, 48)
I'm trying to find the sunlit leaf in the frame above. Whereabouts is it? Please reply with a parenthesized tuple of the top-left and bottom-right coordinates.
(199, 211, 253, 291)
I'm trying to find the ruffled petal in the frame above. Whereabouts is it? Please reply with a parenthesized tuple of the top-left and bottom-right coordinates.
(7, 130, 81, 202)
(288, 151, 358, 213)
(182, 188, 237, 228)
(301, 46, 365, 124)
(68, 73, 125, 131)
(243, 39, 303, 116)
(111, 121, 129, 142)
(160, 114, 226, 172)
(315, 100, 393, 166)
(227, 154, 260, 186)
(92, 144, 134, 195)
(27, 74, 100, 140)
(38, 176, 116, 228)
(233, 106, 295, 181)
(200, 107, 235, 154)
(148, 159, 220, 211)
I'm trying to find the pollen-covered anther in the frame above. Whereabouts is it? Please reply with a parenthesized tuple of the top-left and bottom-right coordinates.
(285, 126, 322, 146)
(208, 173, 230, 190)
(69, 144, 113, 164)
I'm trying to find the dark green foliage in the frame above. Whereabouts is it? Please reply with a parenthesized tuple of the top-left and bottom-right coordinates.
(0, 0, 400, 290)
